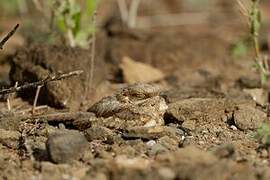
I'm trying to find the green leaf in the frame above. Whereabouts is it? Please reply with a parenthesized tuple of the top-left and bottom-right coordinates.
(230, 40, 248, 58)
(51, 0, 97, 47)
(74, 30, 90, 48)
(255, 123, 270, 146)
(71, 11, 81, 36)
(55, 17, 66, 33)
(86, 0, 97, 16)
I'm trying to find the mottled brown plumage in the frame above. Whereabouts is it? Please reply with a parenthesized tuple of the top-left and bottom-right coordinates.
(88, 83, 167, 128)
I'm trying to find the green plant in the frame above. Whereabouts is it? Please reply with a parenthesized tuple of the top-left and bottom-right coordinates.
(254, 123, 270, 146)
(236, 0, 269, 87)
(52, 0, 97, 48)
(230, 38, 250, 58)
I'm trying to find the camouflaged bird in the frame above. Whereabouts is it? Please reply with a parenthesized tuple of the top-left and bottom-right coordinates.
(88, 83, 168, 128)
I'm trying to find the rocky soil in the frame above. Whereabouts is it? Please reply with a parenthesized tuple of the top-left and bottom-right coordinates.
(1, 0, 270, 180)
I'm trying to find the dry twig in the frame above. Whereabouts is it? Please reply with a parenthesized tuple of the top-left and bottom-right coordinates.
(129, 0, 141, 28)
(30, 111, 95, 122)
(32, 85, 43, 114)
(236, 0, 249, 17)
(118, 0, 129, 24)
(6, 82, 18, 111)
(0, 24, 19, 50)
(117, 0, 141, 28)
(16, 105, 49, 115)
(0, 70, 83, 95)
(84, 11, 97, 101)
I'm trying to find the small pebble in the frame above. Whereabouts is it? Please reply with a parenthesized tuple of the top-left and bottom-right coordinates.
(146, 140, 156, 147)
(198, 141, 205, 145)
(158, 167, 176, 180)
(230, 125, 238, 131)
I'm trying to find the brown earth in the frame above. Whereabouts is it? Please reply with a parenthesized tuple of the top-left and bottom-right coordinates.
(1, 0, 270, 180)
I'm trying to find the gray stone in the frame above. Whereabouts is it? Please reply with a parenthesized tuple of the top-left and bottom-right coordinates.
(46, 130, 88, 163)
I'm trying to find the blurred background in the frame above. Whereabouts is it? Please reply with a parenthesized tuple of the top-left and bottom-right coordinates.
(1, 0, 270, 90)
(0, 0, 270, 50)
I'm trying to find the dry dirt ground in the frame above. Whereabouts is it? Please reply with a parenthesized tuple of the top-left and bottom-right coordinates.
(1, 1, 270, 180)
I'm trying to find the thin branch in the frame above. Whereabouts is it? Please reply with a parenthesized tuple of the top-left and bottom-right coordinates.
(89, 11, 97, 92)
(7, 82, 18, 111)
(85, 11, 97, 100)
(32, 85, 42, 114)
(67, 28, 76, 47)
(117, 0, 129, 24)
(0, 70, 83, 95)
(117, 0, 141, 28)
(32, 112, 95, 122)
(23, 112, 95, 126)
(16, 105, 48, 115)
(128, 0, 141, 28)
(236, 0, 249, 17)
(0, 24, 20, 50)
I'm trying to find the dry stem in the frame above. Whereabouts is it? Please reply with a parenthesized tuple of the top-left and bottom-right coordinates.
(0, 70, 83, 95)
(84, 11, 97, 101)
(6, 82, 18, 111)
(117, 0, 141, 28)
(32, 85, 42, 114)
(117, 0, 129, 24)
(129, 0, 141, 28)
(0, 24, 19, 50)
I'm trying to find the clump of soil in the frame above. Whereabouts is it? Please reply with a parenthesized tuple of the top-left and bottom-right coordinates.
(9, 42, 108, 110)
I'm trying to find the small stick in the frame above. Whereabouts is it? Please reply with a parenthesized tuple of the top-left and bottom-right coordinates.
(34, 112, 94, 121)
(0, 24, 19, 50)
(84, 11, 97, 100)
(264, 55, 269, 71)
(16, 105, 48, 115)
(7, 82, 18, 111)
(7, 97, 11, 111)
(117, 0, 141, 28)
(236, 0, 249, 17)
(117, 0, 129, 24)
(26, 111, 95, 123)
(89, 11, 97, 92)
(32, 85, 42, 114)
(129, 0, 141, 28)
(0, 70, 83, 95)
